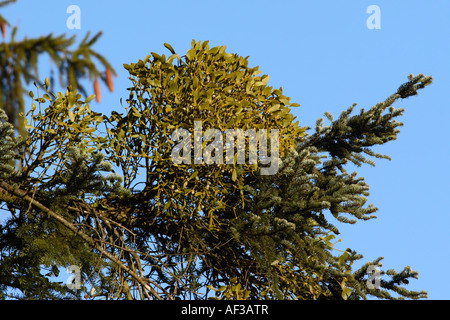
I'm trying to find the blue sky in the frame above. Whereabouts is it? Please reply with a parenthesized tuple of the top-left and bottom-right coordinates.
(2, 0, 449, 299)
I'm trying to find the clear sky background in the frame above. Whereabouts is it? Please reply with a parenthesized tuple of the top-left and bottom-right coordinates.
(2, 0, 449, 299)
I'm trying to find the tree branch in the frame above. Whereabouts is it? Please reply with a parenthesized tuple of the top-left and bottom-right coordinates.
(0, 180, 162, 300)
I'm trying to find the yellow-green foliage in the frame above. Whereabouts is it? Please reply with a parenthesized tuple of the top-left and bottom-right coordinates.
(104, 40, 305, 230)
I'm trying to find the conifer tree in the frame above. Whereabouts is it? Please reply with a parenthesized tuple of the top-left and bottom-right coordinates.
(0, 0, 116, 136)
(0, 36, 432, 299)
(0, 0, 115, 299)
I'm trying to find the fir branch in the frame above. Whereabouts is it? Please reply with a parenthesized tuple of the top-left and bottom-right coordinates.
(0, 0, 15, 7)
(0, 180, 163, 300)
(303, 74, 433, 167)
